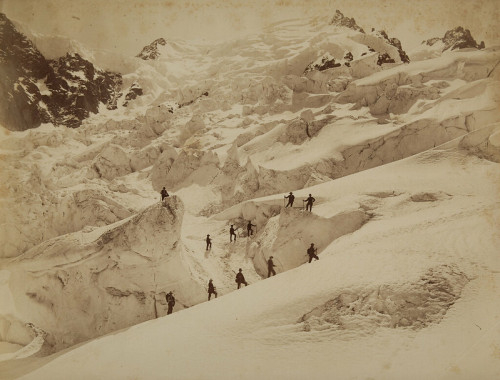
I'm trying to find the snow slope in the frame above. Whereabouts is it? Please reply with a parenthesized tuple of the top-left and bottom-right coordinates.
(17, 126, 500, 380)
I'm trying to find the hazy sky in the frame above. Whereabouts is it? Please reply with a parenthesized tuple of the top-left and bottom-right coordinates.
(1, 0, 499, 56)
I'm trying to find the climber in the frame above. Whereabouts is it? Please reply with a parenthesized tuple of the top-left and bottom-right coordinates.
(304, 193, 315, 212)
(208, 279, 217, 300)
(206, 234, 212, 250)
(235, 268, 248, 289)
(160, 187, 169, 201)
(247, 221, 256, 237)
(284, 192, 295, 207)
(307, 243, 319, 263)
(166, 291, 175, 315)
(267, 256, 277, 277)
(230, 225, 237, 242)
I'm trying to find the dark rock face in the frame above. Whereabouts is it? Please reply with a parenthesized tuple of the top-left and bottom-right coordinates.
(136, 38, 167, 60)
(47, 53, 122, 127)
(305, 55, 341, 73)
(123, 82, 143, 107)
(377, 52, 395, 66)
(0, 13, 122, 131)
(329, 10, 365, 33)
(425, 27, 485, 51)
(344, 51, 353, 67)
(0, 13, 50, 130)
(305, 50, 355, 73)
(374, 30, 410, 63)
(424, 37, 441, 46)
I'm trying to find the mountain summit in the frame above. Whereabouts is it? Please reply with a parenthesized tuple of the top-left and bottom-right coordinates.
(329, 9, 365, 33)
(136, 38, 168, 60)
(425, 26, 485, 51)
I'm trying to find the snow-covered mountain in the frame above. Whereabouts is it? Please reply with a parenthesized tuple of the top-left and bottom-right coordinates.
(0, 9, 499, 380)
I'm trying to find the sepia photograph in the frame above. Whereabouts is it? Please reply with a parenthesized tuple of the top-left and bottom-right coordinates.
(0, 0, 499, 379)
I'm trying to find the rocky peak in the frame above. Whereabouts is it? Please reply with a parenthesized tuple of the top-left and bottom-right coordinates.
(424, 27, 484, 51)
(50, 52, 96, 81)
(136, 38, 168, 60)
(329, 10, 365, 34)
(372, 29, 410, 63)
(442, 27, 484, 51)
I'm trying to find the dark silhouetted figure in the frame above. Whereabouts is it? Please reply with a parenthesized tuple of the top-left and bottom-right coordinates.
(230, 225, 237, 242)
(235, 268, 248, 289)
(208, 279, 217, 300)
(305, 194, 316, 212)
(284, 192, 295, 207)
(206, 234, 212, 250)
(247, 221, 256, 237)
(307, 243, 319, 263)
(166, 291, 175, 314)
(267, 256, 277, 277)
(160, 187, 169, 201)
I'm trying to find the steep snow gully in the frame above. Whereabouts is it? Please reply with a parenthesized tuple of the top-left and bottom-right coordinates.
(0, 9, 499, 380)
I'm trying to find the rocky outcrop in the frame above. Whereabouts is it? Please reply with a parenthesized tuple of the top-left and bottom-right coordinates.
(372, 29, 410, 64)
(47, 52, 122, 126)
(0, 13, 122, 131)
(0, 13, 50, 131)
(376, 52, 395, 65)
(136, 38, 167, 60)
(425, 26, 485, 51)
(122, 82, 143, 107)
(304, 52, 358, 74)
(304, 53, 342, 73)
(329, 10, 365, 33)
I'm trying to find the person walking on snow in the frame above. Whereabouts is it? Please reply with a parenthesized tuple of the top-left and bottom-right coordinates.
(284, 192, 295, 207)
(230, 225, 237, 242)
(247, 221, 256, 237)
(305, 194, 315, 212)
(160, 187, 169, 201)
(166, 291, 175, 314)
(307, 243, 319, 263)
(206, 234, 212, 250)
(208, 279, 217, 300)
(235, 268, 248, 289)
(267, 256, 277, 277)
